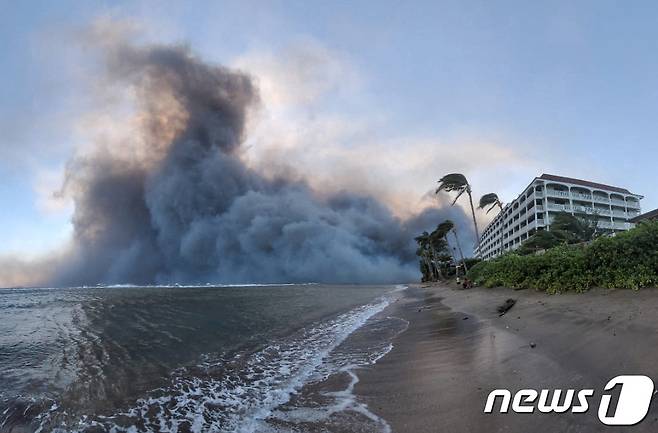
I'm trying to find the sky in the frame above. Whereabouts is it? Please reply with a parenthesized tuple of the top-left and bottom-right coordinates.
(2, 0, 658, 259)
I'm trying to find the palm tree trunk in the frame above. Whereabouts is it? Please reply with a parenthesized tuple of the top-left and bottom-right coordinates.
(451, 229, 468, 272)
(421, 255, 431, 281)
(423, 254, 434, 281)
(429, 250, 439, 280)
(467, 190, 481, 254)
(431, 248, 444, 280)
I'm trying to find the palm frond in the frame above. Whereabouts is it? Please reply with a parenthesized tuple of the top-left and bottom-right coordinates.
(451, 188, 466, 206)
(436, 220, 455, 235)
(478, 193, 500, 209)
(436, 173, 469, 193)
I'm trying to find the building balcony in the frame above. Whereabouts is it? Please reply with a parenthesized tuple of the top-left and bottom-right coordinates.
(595, 208, 612, 216)
(572, 204, 594, 214)
(547, 203, 571, 212)
(546, 203, 621, 218)
(572, 192, 593, 201)
(546, 190, 570, 198)
(611, 199, 626, 207)
(626, 201, 641, 209)
(594, 196, 610, 203)
(598, 221, 632, 230)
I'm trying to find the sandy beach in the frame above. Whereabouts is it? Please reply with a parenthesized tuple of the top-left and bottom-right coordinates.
(356, 284, 658, 432)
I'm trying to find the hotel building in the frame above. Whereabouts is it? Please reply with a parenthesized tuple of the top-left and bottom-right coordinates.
(476, 174, 643, 260)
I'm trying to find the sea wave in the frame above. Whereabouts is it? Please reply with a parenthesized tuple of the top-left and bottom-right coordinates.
(26, 286, 407, 433)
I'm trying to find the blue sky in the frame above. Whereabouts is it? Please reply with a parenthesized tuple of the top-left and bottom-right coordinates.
(2, 0, 658, 257)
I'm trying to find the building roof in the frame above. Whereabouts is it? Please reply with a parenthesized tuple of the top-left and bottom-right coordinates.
(630, 208, 658, 223)
(538, 173, 633, 195)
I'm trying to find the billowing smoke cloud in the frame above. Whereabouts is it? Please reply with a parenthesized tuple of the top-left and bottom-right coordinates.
(5, 37, 475, 287)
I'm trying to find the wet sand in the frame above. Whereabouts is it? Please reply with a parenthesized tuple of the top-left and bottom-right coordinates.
(356, 284, 658, 432)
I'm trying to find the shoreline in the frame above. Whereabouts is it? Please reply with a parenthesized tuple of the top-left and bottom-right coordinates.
(355, 284, 658, 432)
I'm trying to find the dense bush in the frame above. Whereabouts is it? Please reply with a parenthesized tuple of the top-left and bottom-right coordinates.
(468, 221, 658, 292)
(464, 257, 482, 269)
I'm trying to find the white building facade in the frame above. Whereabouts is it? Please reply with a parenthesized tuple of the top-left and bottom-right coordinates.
(476, 174, 643, 260)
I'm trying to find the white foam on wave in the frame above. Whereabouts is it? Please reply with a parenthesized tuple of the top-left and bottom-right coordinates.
(270, 356, 395, 432)
(271, 313, 410, 433)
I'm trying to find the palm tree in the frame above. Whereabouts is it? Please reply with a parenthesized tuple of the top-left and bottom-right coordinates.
(437, 219, 468, 272)
(414, 232, 434, 281)
(429, 228, 449, 280)
(436, 173, 481, 252)
(479, 193, 503, 214)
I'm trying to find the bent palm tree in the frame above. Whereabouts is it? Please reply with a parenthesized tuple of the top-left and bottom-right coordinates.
(436, 173, 481, 253)
(437, 219, 468, 272)
(414, 232, 434, 281)
(428, 230, 446, 280)
(479, 193, 503, 214)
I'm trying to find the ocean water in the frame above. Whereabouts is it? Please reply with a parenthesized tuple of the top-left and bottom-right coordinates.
(0, 284, 407, 433)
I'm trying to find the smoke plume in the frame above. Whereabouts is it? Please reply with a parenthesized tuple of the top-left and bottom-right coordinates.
(6, 37, 475, 286)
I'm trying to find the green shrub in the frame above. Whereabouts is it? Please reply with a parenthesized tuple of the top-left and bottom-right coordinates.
(468, 221, 658, 292)
(586, 221, 658, 290)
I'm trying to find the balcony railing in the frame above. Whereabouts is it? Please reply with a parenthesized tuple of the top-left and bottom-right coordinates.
(547, 203, 571, 211)
(626, 201, 641, 209)
(611, 199, 626, 207)
(598, 221, 631, 230)
(594, 196, 610, 203)
(572, 205, 594, 214)
(572, 193, 593, 201)
(547, 190, 570, 198)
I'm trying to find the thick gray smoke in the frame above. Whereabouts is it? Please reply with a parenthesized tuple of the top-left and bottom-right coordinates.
(38, 41, 475, 286)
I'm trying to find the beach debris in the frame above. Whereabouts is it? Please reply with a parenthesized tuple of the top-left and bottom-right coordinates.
(462, 316, 469, 320)
(497, 298, 517, 316)
(530, 342, 536, 348)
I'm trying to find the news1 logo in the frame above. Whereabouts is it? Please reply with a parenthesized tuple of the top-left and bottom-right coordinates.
(484, 375, 654, 426)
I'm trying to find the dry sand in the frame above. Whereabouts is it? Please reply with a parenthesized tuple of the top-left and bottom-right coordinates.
(355, 284, 658, 432)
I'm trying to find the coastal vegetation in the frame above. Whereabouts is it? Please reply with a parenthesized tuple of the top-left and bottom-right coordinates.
(468, 220, 658, 293)
(418, 173, 502, 282)
(415, 223, 453, 282)
(415, 219, 481, 282)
